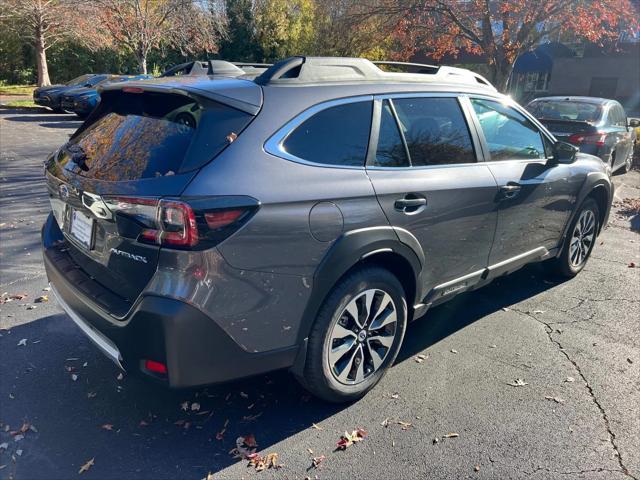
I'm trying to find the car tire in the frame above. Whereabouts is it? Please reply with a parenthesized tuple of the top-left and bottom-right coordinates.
(51, 107, 65, 114)
(620, 150, 633, 174)
(301, 266, 407, 403)
(546, 198, 600, 278)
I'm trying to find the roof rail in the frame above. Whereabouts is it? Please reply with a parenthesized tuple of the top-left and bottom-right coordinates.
(372, 61, 439, 74)
(254, 56, 496, 90)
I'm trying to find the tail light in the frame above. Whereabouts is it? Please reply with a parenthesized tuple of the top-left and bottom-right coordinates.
(568, 132, 606, 147)
(103, 196, 258, 250)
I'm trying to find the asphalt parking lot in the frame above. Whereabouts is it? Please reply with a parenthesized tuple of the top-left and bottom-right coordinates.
(0, 108, 639, 480)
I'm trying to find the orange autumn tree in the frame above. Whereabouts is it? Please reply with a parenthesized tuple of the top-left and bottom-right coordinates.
(365, 0, 639, 90)
(79, 0, 223, 74)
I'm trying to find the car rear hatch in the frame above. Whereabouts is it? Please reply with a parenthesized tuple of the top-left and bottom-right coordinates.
(45, 80, 262, 313)
(537, 119, 597, 139)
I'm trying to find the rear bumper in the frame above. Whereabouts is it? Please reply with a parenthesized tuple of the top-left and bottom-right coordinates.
(42, 215, 298, 388)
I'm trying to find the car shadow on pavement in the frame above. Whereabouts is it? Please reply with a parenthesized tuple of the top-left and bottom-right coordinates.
(0, 263, 562, 479)
(2, 111, 82, 130)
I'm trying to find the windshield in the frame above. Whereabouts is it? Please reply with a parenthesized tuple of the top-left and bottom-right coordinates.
(66, 74, 94, 86)
(527, 100, 603, 123)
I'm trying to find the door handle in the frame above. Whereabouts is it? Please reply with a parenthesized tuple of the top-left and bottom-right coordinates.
(394, 195, 427, 213)
(499, 183, 522, 200)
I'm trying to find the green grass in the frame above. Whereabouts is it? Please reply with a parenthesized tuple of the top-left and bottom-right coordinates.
(0, 84, 36, 96)
(1, 99, 38, 108)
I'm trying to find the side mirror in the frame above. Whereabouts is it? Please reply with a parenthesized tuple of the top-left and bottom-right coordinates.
(629, 118, 640, 128)
(553, 141, 579, 164)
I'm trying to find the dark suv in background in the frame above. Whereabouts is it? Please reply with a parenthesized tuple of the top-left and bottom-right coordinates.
(33, 74, 101, 112)
(42, 57, 613, 402)
(526, 96, 637, 173)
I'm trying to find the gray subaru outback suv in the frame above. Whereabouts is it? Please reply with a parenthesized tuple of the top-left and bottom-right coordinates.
(42, 56, 613, 402)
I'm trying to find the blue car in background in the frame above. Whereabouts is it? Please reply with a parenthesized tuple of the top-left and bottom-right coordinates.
(33, 74, 101, 112)
(60, 74, 152, 118)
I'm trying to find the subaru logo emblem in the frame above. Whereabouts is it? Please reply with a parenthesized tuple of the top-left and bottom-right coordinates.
(59, 184, 69, 200)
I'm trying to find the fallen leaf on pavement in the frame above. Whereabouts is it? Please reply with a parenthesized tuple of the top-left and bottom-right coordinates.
(336, 428, 367, 450)
(231, 434, 258, 459)
(204, 472, 214, 480)
(565, 376, 575, 383)
(414, 354, 428, 363)
(545, 396, 565, 404)
(627, 358, 634, 364)
(443, 433, 459, 438)
(10, 422, 30, 436)
(35, 295, 49, 303)
(242, 413, 262, 422)
(451, 349, 458, 354)
(380, 418, 389, 427)
(216, 419, 229, 440)
(78, 458, 94, 474)
(248, 452, 280, 471)
(397, 421, 412, 430)
(628, 262, 636, 268)
(508, 378, 528, 387)
(311, 455, 326, 469)
(311, 423, 323, 430)
(474, 465, 481, 472)
(10, 294, 28, 300)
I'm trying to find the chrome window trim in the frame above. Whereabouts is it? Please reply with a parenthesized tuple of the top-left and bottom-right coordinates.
(264, 95, 374, 170)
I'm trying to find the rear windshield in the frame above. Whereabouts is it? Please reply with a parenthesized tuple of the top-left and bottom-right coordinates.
(527, 100, 603, 123)
(65, 91, 252, 181)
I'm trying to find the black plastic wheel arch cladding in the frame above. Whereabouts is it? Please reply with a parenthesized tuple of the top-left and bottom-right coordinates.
(290, 226, 422, 377)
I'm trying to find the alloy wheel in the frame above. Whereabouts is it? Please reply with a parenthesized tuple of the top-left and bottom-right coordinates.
(327, 289, 397, 385)
(569, 209, 596, 267)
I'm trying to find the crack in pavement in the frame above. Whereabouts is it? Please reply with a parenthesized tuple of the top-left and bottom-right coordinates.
(531, 466, 625, 477)
(512, 308, 638, 480)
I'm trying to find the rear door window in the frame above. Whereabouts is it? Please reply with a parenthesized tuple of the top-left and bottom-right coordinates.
(392, 97, 476, 166)
(64, 91, 252, 180)
(471, 98, 546, 161)
(283, 101, 372, 167)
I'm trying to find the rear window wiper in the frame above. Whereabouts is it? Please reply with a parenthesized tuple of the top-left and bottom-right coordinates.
(62, 142, 89, 171)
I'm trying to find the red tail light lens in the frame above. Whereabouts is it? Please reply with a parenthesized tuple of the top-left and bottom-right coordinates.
(568, 132, 606, 147)
(104, 196, 258, 250)
(204, 209, 244, 229)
